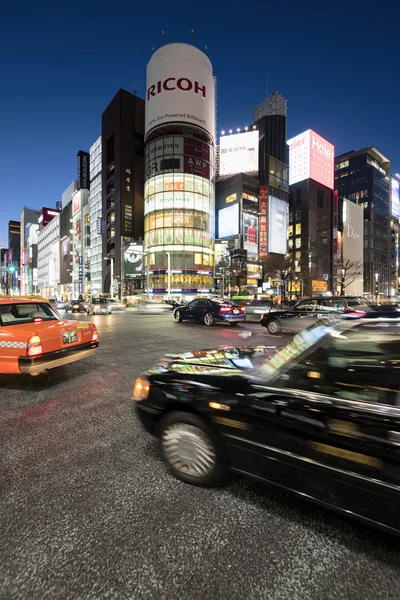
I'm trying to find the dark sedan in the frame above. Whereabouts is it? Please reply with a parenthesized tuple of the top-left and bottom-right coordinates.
(134, 314, 400, 536)
(173, 298, 246, 326)
(260, 296, 377, 335)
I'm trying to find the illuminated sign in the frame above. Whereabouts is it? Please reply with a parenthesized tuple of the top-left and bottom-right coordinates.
(225, 193, 237, 204)
(287, 129, 334, 189)
(243, 192, 258, 202)
(268, 196, 287, 255)
(145, 44, 215, 138)
(391, 176, 400, 220)
(218, 204, 239, 238)
(219, 131, 259, 176)
(144, 192, 212, 215)
(146, 228, 212, 248)
(243, 213, 258, 259)
(342, 199, 363, 295)
(73, 192, 81, 216)
(259, 186, 268, 258)
(124, 244, 143, 278)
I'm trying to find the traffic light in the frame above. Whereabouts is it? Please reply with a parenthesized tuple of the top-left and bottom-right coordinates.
(5, 252, 9, 264)
(8, 266, 16, 273)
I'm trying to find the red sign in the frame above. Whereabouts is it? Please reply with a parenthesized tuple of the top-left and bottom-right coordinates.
(184, 156, 210, 179)
(259, 186, 268, 258)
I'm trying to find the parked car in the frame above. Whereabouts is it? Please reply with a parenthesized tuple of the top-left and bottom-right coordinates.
(173, 298, 246, 326)
(0, 297, 98, 375)
(260, 296, 377, 335)
(134, 312, 400, 536)
(233, 298, 278, 321)
(65, 300, 86, 314)
(86, 297, 112, 315)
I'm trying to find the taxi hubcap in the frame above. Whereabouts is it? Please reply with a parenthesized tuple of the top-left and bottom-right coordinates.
(162, 423, 216, 478)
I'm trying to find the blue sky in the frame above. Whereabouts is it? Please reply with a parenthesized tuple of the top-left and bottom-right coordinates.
(1, 0, 399, 246)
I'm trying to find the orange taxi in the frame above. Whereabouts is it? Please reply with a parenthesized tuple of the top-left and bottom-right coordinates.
(0, 296, 99, 375)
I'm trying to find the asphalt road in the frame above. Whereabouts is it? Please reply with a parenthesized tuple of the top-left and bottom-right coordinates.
(1, 312, 400, 600)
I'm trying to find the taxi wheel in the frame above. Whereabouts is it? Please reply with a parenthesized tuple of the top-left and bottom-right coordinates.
(203, 312, 214, 326)
(158, 411, 226, 486)
(174, 310, 183, 322)
(267, 319, 282, 335)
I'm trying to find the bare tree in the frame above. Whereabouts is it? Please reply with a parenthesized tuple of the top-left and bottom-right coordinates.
(262, 254, 293, 303)
(336, 258, 363, 295)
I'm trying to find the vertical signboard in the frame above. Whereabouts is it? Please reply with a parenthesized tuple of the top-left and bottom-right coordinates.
(342, 199, 364, 296)
(268, 196, 287, 255)
(259, 186, 268, 258)
(287, 129, 334, 189)
(78, 256, 83, 294)
(123, 167, 134, 237)
(77, 151, 90, 190)
(243, 213, 258, 259)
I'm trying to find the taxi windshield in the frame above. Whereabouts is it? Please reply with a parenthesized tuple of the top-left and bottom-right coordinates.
(0, 302, 60, 326)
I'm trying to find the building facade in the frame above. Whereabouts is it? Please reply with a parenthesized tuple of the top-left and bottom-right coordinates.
(287, 130, 335, 296)
(19, 208, 40, 295)
(143, 43, 216, 298)
(37, 212, 60, 298)
(71, 190, 90, 297)
(390, 174, 400, 297)
(335, 148, 391, 297)
(102, 89, 145, 296)
(89, 136, 103, 295)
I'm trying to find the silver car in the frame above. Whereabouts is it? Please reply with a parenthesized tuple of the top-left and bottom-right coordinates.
(86, 297, 112, 315)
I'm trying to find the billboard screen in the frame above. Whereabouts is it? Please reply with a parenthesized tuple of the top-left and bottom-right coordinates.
(219, 131, 259, 176)
(243, 213, 258, 259)
(218, 204, 239, 238)
(268, 196, 287, 255)
(287, 129, 334, 189)
(145, 43, 215, 139)
(342, 199, 363, 296)
(391, 176, 400, 220)
(259, 186, 268, 258)
(124, 244, 143, 279)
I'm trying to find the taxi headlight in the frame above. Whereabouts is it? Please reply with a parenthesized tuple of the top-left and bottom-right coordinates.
(133, 376, 150, 401)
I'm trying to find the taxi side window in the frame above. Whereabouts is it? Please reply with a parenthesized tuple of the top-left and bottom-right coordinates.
(282, 328, 400, 406)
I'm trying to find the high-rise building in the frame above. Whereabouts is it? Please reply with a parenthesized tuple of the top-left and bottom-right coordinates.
(102, 89, 145, 296)
(71, 189, 90, 297)
(59, 181, 77, 299)
(19, 208, 40, 295)
(143, 43, 216, 298)
(390, 174, 400, 297)
(89, 136, 103, 295)
(335, 148, 391, 296)
(8, 220, 21, 293)
(287, 130, 335, 296)
(37, 210, 60, 298)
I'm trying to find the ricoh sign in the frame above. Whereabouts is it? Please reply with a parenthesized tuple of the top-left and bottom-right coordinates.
(145, 43, 215, 140)
(288, 129, 334, 189)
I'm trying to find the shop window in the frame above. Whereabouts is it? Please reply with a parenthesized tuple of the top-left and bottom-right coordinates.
(288, 225, 293, 237)
(295, 223, 302, 235)
(295, 238, 301, 248)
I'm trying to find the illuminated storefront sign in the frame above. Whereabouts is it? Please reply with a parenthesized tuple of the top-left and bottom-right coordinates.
(146, 228, 212, 248)
(243, 192, 258, 202)
(259, 186, 268, 258)
(144, 192, 212, 215)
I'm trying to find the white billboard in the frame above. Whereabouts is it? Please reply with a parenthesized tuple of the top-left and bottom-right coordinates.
(145, 43, 215, 140)
(218, 204, 239, 238)
(342, 199, 364, 296)
(219, 131, 259, 176)
(243, 213, 258, 259)
(287, 129, 334, 189)
(268, 196, 287, 255)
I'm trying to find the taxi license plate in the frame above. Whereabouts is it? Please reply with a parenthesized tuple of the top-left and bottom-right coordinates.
(62, 332, 77, 344)
(233, 309, 240, 314)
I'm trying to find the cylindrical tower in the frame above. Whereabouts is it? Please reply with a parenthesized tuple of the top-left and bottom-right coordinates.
(144, 43, 216, 299)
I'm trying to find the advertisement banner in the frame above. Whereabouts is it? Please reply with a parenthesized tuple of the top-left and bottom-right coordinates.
(219, 131, 259, 177)
(243, 213, 258, 259)
(342, 199, 364, 295)
(73, 191, 81, 216)
(287, 129, 334, 189)
(145, 44, 215, 139)
(184, 156, 210, 179)
(268, 196, 287, 255)
(144, 192, 212, 215)
(77, 151, 90, 190)
(218, 204, 239, 238)
(124, 244, 143, 279)
(391, 176, 400, 220)
(146, 228, 212, 248)
(259, 186, 268, 258)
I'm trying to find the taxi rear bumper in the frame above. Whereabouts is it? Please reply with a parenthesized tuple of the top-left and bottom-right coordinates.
(18, 341, 99, 375)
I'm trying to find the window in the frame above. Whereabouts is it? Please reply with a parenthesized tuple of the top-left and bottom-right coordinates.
(295, 209, 301, 221)
(296, 189, 301, 206)
(288, 225, 293, 237)
(317, 189, 324, 208)
(295, 223, 302, 235)
(288, 239, 293, 249)
(0, 303, 59, 326)
(295, 238, 301, 248)
(268, 326, 400, 406)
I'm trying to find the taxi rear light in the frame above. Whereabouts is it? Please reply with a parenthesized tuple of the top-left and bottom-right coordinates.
(92, 330, 99, 342)
(239, 306, 246, 312)
(27, 335, 43, 357)
(133, 377, 150, 401)
(220, 306, 232, 313)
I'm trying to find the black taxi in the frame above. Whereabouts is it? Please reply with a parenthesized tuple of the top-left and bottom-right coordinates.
(134, 314, 400, 536)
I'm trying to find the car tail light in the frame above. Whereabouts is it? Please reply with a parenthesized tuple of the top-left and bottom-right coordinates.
(240, 306, 246, 313)
(220, 306, 232, 313)
(92, 330, 99, 342)
(27, 335, 43, 357)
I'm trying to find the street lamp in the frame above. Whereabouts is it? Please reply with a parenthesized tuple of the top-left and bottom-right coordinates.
(104, 257, 114, 299)
(341, 268, 345, 296)
(166, 252, 171, 299)
(375, 272, 379, 303)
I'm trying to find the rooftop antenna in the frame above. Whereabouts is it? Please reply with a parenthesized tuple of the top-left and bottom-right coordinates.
(190, 29, 195, 44)
(131, 80, 138, 96)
